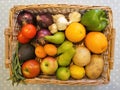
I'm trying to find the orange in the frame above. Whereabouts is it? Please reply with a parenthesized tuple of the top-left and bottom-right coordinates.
(65, 22, 86, 43)
(44, 44, 57, 56)
(35, 45, 47, 58)
(85, 32, 108, 54)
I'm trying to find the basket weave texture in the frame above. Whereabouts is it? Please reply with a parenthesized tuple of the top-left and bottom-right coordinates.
(4, 4, 115, 85)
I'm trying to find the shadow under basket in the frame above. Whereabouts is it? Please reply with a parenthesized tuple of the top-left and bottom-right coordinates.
(4, 4, 115, 85)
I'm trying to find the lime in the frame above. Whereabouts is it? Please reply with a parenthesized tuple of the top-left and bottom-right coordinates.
(56, 67, 70, 80)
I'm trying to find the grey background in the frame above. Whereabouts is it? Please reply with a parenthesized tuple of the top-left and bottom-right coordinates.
(0, 0, 119, 90)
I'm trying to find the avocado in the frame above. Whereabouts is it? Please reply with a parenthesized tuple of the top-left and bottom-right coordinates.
(18, 44, 35, 61)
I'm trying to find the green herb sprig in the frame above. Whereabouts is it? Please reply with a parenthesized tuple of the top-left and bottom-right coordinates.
(8, 43, 26, 86)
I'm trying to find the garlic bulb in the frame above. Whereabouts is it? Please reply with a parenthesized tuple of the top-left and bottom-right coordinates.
(68, 11, 81, 23)
(52, 14, 68, 30)
(48, 23, 58, 34)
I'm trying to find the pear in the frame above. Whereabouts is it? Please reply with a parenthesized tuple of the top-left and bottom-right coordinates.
(44, 32, 65, 44)
(57, 41, 73, 55)
(57, 47, 75, 66)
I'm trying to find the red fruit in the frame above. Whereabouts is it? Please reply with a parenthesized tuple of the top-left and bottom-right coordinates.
(22, 59, 40, 78)
(21, 24, 37, 39)
(17, 32, 30, 44)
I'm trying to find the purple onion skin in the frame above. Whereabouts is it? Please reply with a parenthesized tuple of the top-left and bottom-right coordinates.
(36, 29, 51, 45)
(36, 13, 53, 28)
(17, 10, 36, 26)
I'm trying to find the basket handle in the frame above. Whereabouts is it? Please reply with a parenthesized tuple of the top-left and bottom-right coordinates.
(4, 28, 12, 68)
(109, 28, 115, 70)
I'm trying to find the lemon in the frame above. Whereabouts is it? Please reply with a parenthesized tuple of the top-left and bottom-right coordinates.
(70, 65, 85, 79)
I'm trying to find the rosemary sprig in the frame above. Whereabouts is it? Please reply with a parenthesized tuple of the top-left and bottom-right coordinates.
(8, 43, 26, 86)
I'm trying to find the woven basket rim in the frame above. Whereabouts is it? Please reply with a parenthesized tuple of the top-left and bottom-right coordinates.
(4, 4, 115, 85)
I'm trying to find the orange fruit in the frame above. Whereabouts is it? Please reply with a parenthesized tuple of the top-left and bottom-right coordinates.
(44, 44, 57, 56)
(85, 32, 108, 54)
(35, 45, 47, 58)
(65, 22, 86, 43)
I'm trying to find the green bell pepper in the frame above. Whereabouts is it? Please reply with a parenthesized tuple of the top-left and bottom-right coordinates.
(81, 9, 108, 31)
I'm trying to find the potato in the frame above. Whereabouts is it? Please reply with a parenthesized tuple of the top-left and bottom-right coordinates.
(73, 46, 91, 67)
(85, 55, 104, 79)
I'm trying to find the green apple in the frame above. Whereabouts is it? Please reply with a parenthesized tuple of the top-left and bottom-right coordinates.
(40, 57, 58, 75)
(56, 67, 70, 80)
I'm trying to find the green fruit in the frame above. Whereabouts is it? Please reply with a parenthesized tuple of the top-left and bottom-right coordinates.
(44, 32, 65, 44)
(57, 47, 75, 66)
(57, 40, 73, 55)
(56, 67, 70, 80)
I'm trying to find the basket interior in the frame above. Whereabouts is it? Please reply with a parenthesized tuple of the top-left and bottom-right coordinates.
(9, 5, 113, 85)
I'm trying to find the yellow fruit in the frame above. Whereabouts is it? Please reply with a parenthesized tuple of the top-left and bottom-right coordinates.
(65, 22, 86, 43)
(70, 65, 85, 79)
(85, 32, 108, 54)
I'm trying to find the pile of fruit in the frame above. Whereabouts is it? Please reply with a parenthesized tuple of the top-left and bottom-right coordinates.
(10, 9, 109, 85)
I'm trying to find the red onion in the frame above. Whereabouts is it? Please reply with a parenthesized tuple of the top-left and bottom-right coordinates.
(36, 29, 51, 45)
(36, 13, 53, 28)
(17, 10, 35, 26)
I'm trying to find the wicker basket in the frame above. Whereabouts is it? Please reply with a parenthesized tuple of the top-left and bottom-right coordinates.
(4, 4, 115, 85)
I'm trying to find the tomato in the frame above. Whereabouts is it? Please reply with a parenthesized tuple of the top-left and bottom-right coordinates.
(21, 24, 37, 39)
(22, 59, 40, 78)
(17, 32, 30, 44)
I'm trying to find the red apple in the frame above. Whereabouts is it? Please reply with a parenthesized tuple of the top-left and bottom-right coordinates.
(22, 59, 40, 78)
(40, 57, 58, 75)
